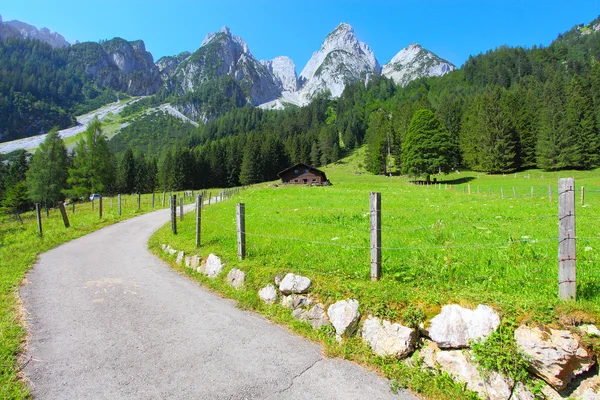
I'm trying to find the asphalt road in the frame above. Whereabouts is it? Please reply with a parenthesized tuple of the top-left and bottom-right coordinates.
(20, 206, 416, 399)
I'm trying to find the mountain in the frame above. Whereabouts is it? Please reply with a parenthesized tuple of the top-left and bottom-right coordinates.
(297, 23, 381, 104)
(0, 14, 69, 48)
(382, 43, 455, 86)
(156, 51, 191, 80)
(260, 56, 298, 92)
(66, 38, 162, 96)
(165, 27, 280, 105)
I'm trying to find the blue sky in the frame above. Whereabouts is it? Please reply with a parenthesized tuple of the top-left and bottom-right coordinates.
(2, 1, 599, 71)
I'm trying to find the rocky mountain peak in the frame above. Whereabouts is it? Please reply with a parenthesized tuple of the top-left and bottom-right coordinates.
(261, 56, 298, 92)
(382, 43, 455, 87)
(0, 17, 70, 48)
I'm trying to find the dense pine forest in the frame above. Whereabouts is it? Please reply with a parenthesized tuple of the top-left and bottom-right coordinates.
(1, 17, 600, 214)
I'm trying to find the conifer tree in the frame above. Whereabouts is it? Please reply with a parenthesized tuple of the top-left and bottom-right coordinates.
(402, 109, 455, 180)
(565, 75, 599, 168)
(26, 128, 68, 206)
(117, 148, 136, 194)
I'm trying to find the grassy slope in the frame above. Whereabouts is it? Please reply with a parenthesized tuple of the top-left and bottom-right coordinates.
(150, 147, 600, 399)
(0, 193, 198, 399)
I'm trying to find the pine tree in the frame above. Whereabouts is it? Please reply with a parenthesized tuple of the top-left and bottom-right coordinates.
(402, 109, 455, 180)
(565, 75, 599, 168)
(537, 74, 569, 170)
(239, 138, 262, 185)
(117, 148, 136, 194)
(26, 128, 68, 206)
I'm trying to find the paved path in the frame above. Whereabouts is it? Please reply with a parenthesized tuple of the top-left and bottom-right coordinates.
(20, 206, 416, 399)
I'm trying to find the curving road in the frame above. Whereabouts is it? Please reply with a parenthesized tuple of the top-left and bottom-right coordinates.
(20, 206, 415, 399)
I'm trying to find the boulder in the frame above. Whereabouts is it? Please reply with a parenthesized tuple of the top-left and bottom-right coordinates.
(274, 274, 284, 286)
(184, 256, 191, 268)
(161, 244, 167, 252)
(203, 254, 223, 278)
(190, 255, 200, 269)
(511, 382, 536, 400)
(176, 251, 185, 265)
(292, 304, 330, 329)
(514, 326, 594, 390)
(418, 340, 440, 370)
(429, 304, 500, 348)
(281, 294, 312, 309)
(166, 245, 177, 255)
(361, 316, 418, 359)
(571, 374, 600, 400)
(278, 273, 311, 294)
(226, 268, 245, 289)
(581, 324, 600, 337)
(436, 350, 513, 400)
(258, 285, 278, 304)
(327, 299, 360, 338)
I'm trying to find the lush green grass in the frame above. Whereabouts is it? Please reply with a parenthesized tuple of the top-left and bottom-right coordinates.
(150, 148, 600, 398)
(0, 191, 199, 399)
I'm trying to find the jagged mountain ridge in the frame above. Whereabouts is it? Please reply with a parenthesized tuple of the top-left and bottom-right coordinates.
(382, 43, 455, 87)
(0, 14, 70, 48)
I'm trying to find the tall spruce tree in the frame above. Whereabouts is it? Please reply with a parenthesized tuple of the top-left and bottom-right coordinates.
(117, 148, 136, 194)
(26, 128, 68, 206)
(402, 109, 455, 180)
(537, 73, 569, 170)
(565, 75, 599, 168)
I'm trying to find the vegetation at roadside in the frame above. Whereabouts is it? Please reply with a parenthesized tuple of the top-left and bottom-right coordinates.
(149, 149, 600, 398)
(0, 192, 180, 399)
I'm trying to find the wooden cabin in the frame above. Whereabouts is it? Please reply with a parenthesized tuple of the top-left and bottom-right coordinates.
(277, 163, 330, 185)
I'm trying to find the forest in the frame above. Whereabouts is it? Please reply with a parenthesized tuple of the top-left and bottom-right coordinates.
(1, 17, 600, 215)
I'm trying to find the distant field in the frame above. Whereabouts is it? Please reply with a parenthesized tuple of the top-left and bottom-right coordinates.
(0, 192, 198, 399)
(152, 148, 600, 326)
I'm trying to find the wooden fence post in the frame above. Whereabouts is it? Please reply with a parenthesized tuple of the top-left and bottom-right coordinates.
(118, 194, 122, 216)
(152, 193, 155, 209)
(91, 199, 94, 210)
(531, 186, 534, 198)
(549, 185, 552, 202)
(35, 203, 43, 238)
(468, 184, 471, 195)
(99, 195, 103, 218)
(137, 193, 141, 210)
(513, 187, 516, 198)
(72, 202, 75, 214)
(196, 195, 202, 248)
(370, 192, 382, 281)
(237, 203, 246, 260)
(581, 186, 585, 206)
(171, 195, 177, 234)
(58, 201, 70, 228)
(180, 198, 184, 221)
(162, 191, 166, 207)
(558, 178, 576, 300)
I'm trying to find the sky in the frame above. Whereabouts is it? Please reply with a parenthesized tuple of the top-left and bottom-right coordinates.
(2, 0, 599, 72)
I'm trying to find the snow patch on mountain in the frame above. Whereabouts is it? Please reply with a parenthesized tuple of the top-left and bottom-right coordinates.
(382, 43, 455, 86)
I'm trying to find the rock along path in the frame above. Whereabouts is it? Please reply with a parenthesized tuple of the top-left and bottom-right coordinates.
(20, 206, 416, 399)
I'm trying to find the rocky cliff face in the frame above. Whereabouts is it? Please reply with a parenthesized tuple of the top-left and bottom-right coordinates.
(297, 23, 381, 104)
(382, 43, 455, 86)
(0, 15, 69, 48)
(156, 51, 191, 80)
(68, 38, 162, 96)
(168, 26, 281, 105)
(260, 56, 298, 92)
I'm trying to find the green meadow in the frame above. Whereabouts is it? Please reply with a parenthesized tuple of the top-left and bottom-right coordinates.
(152, 149, 600, 324)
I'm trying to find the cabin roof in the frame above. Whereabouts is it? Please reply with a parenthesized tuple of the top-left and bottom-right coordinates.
(277, 163, 327, 179)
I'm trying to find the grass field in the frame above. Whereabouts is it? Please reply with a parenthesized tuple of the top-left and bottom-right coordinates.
(150, 148, 600, 398)
(0, 192, 199, 399)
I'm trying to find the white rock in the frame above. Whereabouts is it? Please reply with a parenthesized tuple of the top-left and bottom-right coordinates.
(226, 268, 245, 289)
(281, 294, 312, 309)
(278, 273, 311, 295)
(161, 244, 167, 252)
(361, 316, 417, 359)
(418, 340, 440, 370)
(514, 326, 594, 390)
(510, 382, 536, 400)
(429, 304, 500, 348)
(176, 251, 185, 265)
(203, 254, 223, 278)
(327, 299, 360, 338)
(382, 43, 455, 87)
(184, 256, 191, 268)
(258, 285, 278, 304)
(190, 255, 200, 270)
(581, 324, 600, 337)
(436, 350, 513, 400)
(571, 374, 600, 400)
(292, 304, 330, 330)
